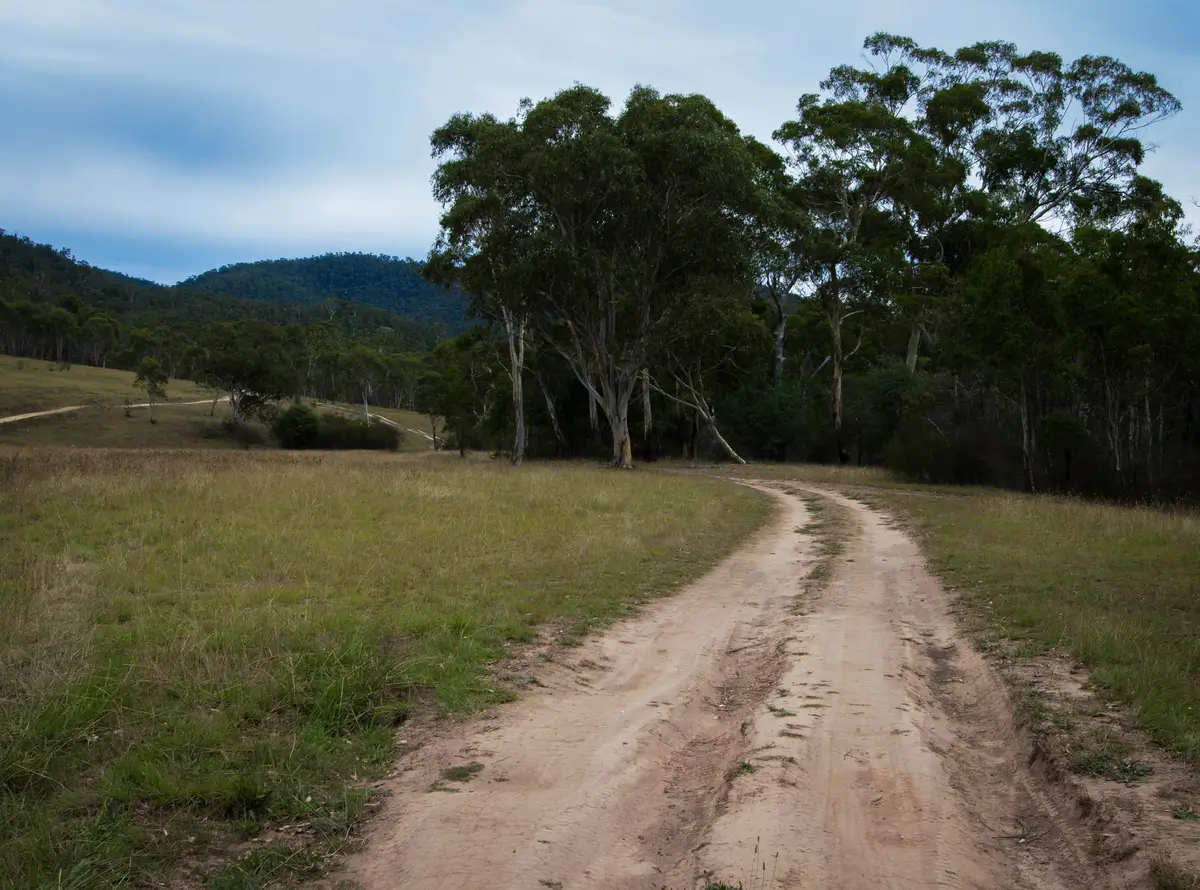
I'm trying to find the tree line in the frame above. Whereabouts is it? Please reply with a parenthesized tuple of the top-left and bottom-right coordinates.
(422, 32, 1199, 499)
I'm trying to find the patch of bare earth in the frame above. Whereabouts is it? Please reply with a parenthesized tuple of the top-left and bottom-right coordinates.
(339, 483, 1187, 889)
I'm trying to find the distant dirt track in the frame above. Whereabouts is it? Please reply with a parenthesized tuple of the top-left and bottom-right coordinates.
(0, 397, 228, 426)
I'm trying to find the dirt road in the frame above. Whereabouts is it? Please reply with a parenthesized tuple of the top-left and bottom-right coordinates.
(0, 397, 227, 426)
(347, 483, 1100, 890)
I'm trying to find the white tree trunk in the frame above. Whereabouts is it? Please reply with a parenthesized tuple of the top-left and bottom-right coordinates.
(905, 321, 921, 373)
(502, 309, 528, 466)
(641, 368, 652, 439)
(774, 318, 786, 385)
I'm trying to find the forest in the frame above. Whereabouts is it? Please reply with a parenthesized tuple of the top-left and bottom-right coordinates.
(2, 32, 1198, 499)
(182, 252, 469, 329)
(424, 32, 1200, 499)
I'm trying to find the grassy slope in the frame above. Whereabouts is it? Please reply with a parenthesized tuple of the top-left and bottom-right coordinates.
(0, 402, 274, 450)
(311, 401, 435, 452)
(0, 451, 771, 888)
(0, 354, 213, 416)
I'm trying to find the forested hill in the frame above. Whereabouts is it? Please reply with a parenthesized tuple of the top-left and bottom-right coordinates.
(0, 230, 446, 371)
(181, 253, 468, 330)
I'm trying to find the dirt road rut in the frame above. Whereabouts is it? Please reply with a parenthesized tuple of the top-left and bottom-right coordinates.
(348, 483, 1099, 890)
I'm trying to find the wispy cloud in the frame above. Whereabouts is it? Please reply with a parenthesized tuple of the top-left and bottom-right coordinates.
(1, 0, 1196, 283)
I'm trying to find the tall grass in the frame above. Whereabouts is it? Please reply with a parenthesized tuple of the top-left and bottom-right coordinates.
(0, 449, 771, 887)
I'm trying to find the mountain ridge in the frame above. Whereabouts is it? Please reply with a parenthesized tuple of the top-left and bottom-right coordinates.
(180, 251, 468, 331)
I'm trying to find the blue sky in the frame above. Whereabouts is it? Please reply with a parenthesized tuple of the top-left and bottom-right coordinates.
(1, 0, 1197, 284)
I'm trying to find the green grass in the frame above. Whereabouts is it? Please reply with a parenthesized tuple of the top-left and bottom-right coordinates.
(0, 449, 771, 887)
(0, 354, 213, 416)
(439, 762, 484, 783)
(725, 761, 758, 781)
(860, 487, 1200, 765)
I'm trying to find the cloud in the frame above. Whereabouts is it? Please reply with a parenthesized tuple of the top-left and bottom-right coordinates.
(0, 0, 1196, 282)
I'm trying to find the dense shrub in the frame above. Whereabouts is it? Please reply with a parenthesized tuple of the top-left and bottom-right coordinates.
(717, 383, 825, 462)
(273, 404, 320, 449)
(314, 413, 400, 451)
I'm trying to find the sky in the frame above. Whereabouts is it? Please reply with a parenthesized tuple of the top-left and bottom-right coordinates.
(1, 0, 1197, 285)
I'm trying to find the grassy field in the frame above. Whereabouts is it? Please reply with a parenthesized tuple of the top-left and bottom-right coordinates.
(0, 450, 772, 888)
(0, 355, 213, 416)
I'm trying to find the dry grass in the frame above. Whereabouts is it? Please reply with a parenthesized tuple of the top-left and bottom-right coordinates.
(0, 354, 213, 416)
(0, 449, 771, 888)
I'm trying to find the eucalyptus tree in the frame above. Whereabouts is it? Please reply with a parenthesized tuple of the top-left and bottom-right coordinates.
(774, 63, 923, 444)
(429, 84, 766, 467)
(429, 110, 541, 464)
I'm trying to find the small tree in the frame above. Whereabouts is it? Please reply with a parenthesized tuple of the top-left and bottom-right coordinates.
(134, 356, 168, 424)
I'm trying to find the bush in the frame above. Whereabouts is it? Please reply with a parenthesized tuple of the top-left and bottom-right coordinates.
(273, 404, 320, 449)
(197, 417, 268, 448)
(314, 413, 400, 451)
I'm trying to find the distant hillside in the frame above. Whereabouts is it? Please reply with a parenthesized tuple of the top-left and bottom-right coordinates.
(181, 252, 468, 331)
(0, 230, 447, 362)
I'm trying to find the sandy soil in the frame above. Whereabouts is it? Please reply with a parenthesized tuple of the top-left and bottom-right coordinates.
(345, 482, 1108, 890)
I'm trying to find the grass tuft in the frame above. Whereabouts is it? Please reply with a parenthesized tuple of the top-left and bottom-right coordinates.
(725, 761, 758, 782)
(440, 762, 484, 783)
(1152, 858, 1200, 890)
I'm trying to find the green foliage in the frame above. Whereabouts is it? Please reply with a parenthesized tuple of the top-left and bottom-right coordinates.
(273, 404, 320, 449)
(0, 232, 445, 378)
(132, 357, 168, 401)
(182, 252, 468, 331)
(717, 383, 824, 462)
(429, 84, 768, 466)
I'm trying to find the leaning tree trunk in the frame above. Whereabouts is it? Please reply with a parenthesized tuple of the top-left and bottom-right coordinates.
(362, 390, 370, 423)
(905, 321, 921, 373)
(537, 371, 566, 449)
(649, 375, 747, 466)
(149, 397, 158, 425)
